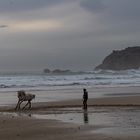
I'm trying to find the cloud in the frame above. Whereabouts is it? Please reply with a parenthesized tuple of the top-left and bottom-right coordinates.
(80, 0, 140, 21)
(80, 0, 106, 13)
(0, 25, 8, 28)
(0, 0, 69, 14)
(8, 20, 62, 32)
(106, 0, 140, 20)
(79, 0, 140, 40)
(2, 1, 90, 33)
(0, 0, 140, 71)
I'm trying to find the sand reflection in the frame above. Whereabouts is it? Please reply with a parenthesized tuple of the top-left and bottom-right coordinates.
(83, 109, 89, 124)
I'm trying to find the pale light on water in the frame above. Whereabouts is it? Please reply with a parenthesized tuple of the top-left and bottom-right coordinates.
(2, 107, 140, 137)
(33, 107, 140, 137)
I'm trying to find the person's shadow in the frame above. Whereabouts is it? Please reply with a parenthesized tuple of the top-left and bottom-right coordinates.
(83, 109, 89, 124)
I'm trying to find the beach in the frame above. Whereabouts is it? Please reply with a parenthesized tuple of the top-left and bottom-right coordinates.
(0, 111, 113, 140)
(0, 86, 140, 140)
(0, 0, 140, 139)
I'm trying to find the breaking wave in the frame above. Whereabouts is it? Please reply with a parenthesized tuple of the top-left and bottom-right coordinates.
(0, 69, 140, 89)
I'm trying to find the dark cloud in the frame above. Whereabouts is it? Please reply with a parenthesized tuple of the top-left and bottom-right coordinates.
(0, 0, 140, 71)
(0, 0, 68, 13)
(80, 0, 140, 21)
(80, 0, 106, 13)
(106, 0, 140, 20)
(79, 0, 140, 41)
(0, 25, 8, 28)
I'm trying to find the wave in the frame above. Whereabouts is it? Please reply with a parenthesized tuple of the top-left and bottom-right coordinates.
(0, 82, 86, 89)
(84, 76, 112, 80)
(93, 69, 140, 75)
(0, 69, 140, 89)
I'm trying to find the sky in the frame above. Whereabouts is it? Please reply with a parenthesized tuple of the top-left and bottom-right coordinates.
(0, 0, 140, 72)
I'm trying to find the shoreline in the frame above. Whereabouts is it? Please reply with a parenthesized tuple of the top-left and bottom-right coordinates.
(0, 87, 140, 139)
(0, 85, 140, 107)
(1, 95, 140, 112)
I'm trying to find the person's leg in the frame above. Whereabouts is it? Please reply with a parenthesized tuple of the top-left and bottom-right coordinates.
(85, 100, 87, 109)
(83, 100, 87, 109)
(83, 100, 85, 108)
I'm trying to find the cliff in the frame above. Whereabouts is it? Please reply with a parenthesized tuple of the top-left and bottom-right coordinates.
(95, 46, 140, 70)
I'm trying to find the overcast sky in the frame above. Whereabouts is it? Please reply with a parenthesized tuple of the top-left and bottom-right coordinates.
(0, 0, 140, 71)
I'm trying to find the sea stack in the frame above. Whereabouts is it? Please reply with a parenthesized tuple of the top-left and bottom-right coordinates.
(95, 46, 140, 70)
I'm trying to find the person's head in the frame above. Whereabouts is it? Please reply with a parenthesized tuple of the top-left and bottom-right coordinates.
(83, 88, 86, 92)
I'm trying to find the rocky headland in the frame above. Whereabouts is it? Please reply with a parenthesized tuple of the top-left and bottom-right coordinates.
(95, 46, 140, 70)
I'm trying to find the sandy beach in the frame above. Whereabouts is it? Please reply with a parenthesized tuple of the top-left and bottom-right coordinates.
(0, 0, 140, 139)
(0, 87, 140, 140)
(0, 112, 115, 140)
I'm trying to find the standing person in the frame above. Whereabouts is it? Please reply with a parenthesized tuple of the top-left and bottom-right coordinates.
(83, 88, 88, 109)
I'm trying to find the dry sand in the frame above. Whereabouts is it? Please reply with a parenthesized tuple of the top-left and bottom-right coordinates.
(1, 95, 140, 140)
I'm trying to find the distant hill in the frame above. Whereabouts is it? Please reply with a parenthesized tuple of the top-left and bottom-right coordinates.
(95, 46, 140, 70)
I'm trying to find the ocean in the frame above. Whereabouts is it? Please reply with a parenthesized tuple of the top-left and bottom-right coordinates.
(0, 69, 140, 89)
(0, 69, 140, 106)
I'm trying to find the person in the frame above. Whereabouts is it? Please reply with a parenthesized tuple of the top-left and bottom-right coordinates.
(83, 88, 88, 109)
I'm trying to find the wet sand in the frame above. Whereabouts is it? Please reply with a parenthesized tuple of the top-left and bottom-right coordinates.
(0, 86, 140, 140)
(0, 94, 140, 139)
(1, 108, 140, 140)
(0, 110, 115, 140)
(1, 86, 140, 106)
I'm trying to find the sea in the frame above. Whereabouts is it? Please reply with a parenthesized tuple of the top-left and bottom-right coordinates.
(0, 69, 140, 89)
(0, 69, 140, 105)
